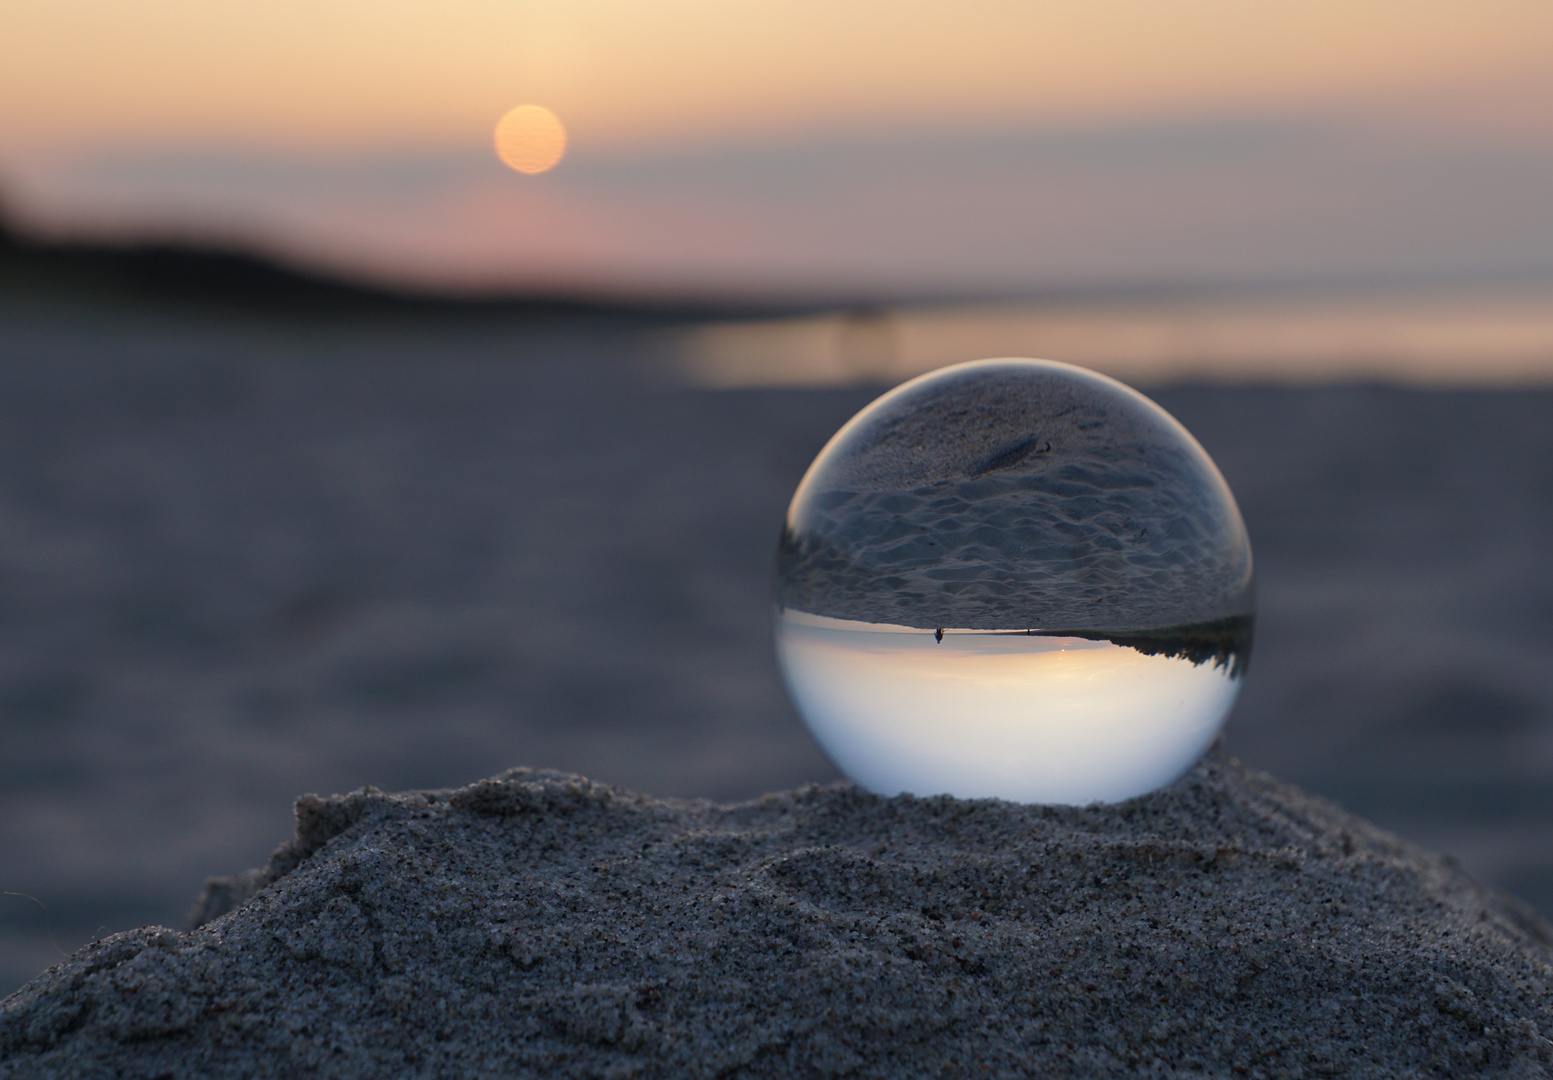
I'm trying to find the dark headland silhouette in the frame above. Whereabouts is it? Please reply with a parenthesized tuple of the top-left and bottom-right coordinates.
(1045, 616, 1253, 678)
(0, 204, 818, 324)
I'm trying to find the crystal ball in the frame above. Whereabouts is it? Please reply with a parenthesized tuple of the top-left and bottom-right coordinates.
(774, 358, 1254, 805)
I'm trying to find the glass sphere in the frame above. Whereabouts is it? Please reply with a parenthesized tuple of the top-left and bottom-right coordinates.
(774, 358, 1254, 805)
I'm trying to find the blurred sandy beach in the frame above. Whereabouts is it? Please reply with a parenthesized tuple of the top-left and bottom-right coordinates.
(1, 261, 1550, 994)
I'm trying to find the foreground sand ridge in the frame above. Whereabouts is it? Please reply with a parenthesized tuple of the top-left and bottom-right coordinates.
(4, 753, 1553, 1077)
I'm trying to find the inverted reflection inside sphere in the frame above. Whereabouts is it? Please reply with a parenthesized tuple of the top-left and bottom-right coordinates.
(774, 358, 1254, 805)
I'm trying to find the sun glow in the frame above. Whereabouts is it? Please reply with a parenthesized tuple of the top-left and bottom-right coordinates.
(494, 105, 567, 174)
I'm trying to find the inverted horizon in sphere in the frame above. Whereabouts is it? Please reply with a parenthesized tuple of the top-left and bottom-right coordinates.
(494, 105, 567, 175)
(776, 612, 1238, 805)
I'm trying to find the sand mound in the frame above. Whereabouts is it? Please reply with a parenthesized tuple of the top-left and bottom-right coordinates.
(5, 753, 1553, 1078)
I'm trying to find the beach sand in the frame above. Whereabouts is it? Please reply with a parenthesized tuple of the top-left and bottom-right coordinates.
(5, 750, 1553, 1078)
(1, 293, 1551, 1003)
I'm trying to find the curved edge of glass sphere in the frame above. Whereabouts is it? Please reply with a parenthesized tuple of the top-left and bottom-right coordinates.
(773, 358, 1255, 806)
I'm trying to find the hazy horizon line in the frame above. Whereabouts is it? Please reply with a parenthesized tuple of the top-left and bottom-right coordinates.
(7, 208, 1553, 318)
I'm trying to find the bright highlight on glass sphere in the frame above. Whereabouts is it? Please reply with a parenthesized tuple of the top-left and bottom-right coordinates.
(494, 104, 567, 174)
(774, 358, 1255, 806)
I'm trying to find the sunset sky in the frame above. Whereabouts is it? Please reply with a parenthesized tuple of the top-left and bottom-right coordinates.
(4, 0, 1553, 294)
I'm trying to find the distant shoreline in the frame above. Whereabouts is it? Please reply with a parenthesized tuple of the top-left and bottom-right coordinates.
(6, 214, 1553, 389)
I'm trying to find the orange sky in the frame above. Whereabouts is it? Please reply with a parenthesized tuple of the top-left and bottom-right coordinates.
(4, 1, 1552, 296)
(4, 0, 1553, 152)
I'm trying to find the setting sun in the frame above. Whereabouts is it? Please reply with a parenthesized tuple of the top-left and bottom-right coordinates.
(494, 105, 567, 175)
